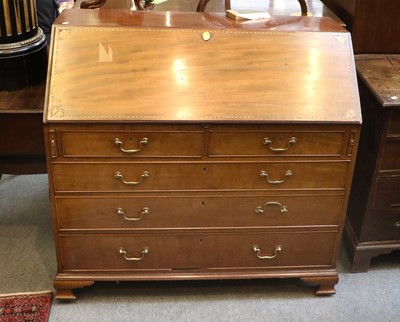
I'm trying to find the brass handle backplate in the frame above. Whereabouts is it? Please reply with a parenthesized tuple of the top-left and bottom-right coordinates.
(116, 207, 150, 221)
(255, 201, 288, 214)
(114, 137, 149, 153)
(260, 170, 292, 184)
(118, 247, 149, 261)
(263, 137, 297, 152)
(253, 245, 282, 259)
(114, 171, 150, 185)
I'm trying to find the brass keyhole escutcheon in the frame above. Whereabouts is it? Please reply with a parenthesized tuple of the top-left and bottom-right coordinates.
(202, 31, 211, 41)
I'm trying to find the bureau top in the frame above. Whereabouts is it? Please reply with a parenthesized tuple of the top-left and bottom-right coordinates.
(355, 55, 400, 108)
(44, 10, 361, 124)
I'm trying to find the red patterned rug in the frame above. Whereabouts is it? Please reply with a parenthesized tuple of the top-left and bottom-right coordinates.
(0, 291, 52, 322)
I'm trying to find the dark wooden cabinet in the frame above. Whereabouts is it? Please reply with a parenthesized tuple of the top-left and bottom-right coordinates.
(344, 55, 400, 272)
(0, 84, 47, 177)
(44, 10, 361, 300)
(322, 0, 400, 54)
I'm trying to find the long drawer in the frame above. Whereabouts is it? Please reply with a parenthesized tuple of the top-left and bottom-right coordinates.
(387, 111, 400, 135)
(363, 209, 400, 241)
(373, 176, 400, 207)
(379, 140, 400, 171)
(51, 161, 349, 192)
(55, 194, 343, 230)
(58, 231, 337, 271)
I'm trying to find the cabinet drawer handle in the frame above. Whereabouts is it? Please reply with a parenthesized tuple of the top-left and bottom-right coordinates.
(116, 207, 150, 221)
(253, 245, 282, 259)
(395, 221, 400, 228)
(118, 247, 149, 261)
(114, 171, 150, 185)
(114, 137, 149, 153)
(260, 170, 292, 184)
(255, 201, 288, 214)
(263, 137, 297, 152)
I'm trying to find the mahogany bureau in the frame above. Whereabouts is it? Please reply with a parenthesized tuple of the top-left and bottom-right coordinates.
(43, 9, 362, 299)
(344, 55, 400, 272)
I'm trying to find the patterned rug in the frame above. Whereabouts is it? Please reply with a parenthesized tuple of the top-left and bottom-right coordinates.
(0, 291, 52, 322)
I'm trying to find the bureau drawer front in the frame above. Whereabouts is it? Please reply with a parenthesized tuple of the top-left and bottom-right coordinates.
(61, 130, 203, 157)
(59, 231, 337, 270)
(55, 194, 343, 230)
(52, 162, 349, 192)
(209, 132, 344, 156)
(373, 176, 400, 207)
(379, 141, 400, 171)
(363, 209, 400, 241)
(387, 111, 400, 135)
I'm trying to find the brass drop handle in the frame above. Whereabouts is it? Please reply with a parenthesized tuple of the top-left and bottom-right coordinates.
(114, 137, 149, 153)
(255, 201, 288, 214)
(118, 247, 149, 261)
(114, 171, 150, 185)
(395, 221, 400, 228)
(263, 137, 297, 152)
(253, 245, 282, 259)
(116, 207, 150, 221)
(260, 170, 292, 184)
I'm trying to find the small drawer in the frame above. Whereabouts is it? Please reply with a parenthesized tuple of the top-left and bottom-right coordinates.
(58, 231, 337, 271)
(363, 209, 400, 242)
(60, 130, 203, 158)
(373, 176, 400, 207)
(209, 131, 344, 157)
(52, 161, 349, 192)
(387, 111, 400, 135)
(55, 194, 343, 230)
(379, 141, 400, 171)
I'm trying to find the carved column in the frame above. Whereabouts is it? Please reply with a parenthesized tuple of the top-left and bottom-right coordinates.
(0, 0, 48, 90)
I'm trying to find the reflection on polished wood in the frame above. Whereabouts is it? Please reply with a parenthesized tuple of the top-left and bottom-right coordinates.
(80, 0, 153, 10)
(75, 0, 342, 24)
(46, 10, 357, 124)
(196, 0, 308, 16)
